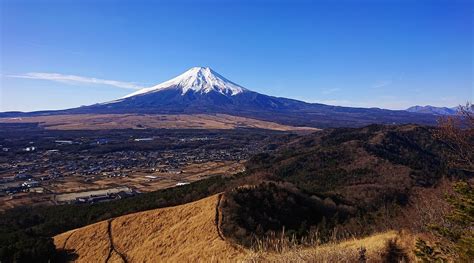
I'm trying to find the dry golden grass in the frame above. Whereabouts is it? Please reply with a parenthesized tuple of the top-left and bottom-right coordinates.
(54, 221, 110, 263)
(244, 230, 416, 263)
(54, 194, 246, 262)
(54, 193, 417, 262)
(0, 114, 318, 131)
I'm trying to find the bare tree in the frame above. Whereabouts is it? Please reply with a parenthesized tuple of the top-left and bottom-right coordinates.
(415, 103, 474, 262)
(434, 102, 474, 173)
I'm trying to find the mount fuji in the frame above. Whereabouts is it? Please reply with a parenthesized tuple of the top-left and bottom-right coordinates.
(96, 66, 306, 114)
(1, 67, 437, 128)
(124, 67, 247, 98)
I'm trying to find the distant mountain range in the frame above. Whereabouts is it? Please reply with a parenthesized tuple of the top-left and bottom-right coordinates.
(406, 105, 457, 115)
(1, 67, 441, 128)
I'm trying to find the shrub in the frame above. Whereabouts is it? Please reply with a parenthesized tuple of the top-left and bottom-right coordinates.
(415, 182, 474, 262)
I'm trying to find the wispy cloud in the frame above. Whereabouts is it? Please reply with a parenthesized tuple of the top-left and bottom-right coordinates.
(8, 72, 144, 90)
(316, 99, 357, 106)
(314, 97, 412, 110)
(371, 80, 392, 89)
(321, 88, 341, 94)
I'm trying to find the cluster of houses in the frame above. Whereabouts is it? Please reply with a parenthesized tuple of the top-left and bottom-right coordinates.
(0, 133, 268, 207)
(1, 176, 42, 195)
(5, 146, 254, 182)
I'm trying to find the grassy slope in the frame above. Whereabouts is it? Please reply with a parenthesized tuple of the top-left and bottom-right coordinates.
(55, 194, 418, 263)
(54, 194, 245, 262)
(246, 230, 415, 263)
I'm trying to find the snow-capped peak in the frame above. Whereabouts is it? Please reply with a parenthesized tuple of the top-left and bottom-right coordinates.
(123, 67, 247, 98)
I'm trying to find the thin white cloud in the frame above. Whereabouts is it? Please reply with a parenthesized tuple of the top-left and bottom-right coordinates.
(317, 99, 355, 106)
(314, 98, 411, 110)
(8, 72, 144, 90)
(371, 80, 392, 89)
(321, 88, 341, 94)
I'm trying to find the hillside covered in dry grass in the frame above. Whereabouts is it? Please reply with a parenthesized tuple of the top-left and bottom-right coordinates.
(54, 194, 245, 262)
(54, 194, 418, 263)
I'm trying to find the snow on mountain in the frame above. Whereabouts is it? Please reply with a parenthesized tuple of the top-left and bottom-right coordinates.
(123, 67, 247, 98)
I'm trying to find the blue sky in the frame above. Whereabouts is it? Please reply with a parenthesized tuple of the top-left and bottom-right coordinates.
(1, 0, 472, 111)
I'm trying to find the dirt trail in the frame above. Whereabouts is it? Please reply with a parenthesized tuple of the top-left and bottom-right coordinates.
(215, 193, 226, 241)
(61, 230, 76, 250)
(105, 219, 128, 263)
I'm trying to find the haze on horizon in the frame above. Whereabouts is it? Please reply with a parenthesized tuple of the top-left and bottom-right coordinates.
(0, 0, 472, 112)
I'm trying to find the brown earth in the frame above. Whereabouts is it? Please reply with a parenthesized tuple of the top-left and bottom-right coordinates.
(47, 161, 244, 195)
(0, 114, 319, 131)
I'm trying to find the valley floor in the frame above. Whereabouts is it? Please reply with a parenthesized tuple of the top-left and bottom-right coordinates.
(0, 114, 318, 132)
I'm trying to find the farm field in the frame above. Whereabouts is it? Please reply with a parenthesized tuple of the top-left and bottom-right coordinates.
(0, 114, 318, 132)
